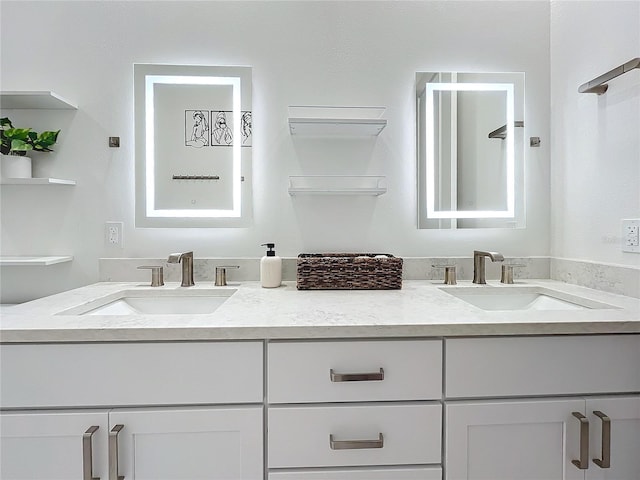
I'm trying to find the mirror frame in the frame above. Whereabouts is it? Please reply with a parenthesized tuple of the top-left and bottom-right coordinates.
(416, 71, 525, 229)
(425, 82, 515, 219)
(134, 64, 252, 228)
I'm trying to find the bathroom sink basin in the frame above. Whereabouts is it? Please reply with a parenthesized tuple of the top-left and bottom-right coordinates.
(61, 289, 236, 315)
(440, 286, 615, 311)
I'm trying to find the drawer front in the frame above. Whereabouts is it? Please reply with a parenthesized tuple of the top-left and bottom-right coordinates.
(446, 334, 640, 398)
(0, 342, 263, 408)
(269, 466, 442, 479)
(268, 340, 442, 403)
(268, 404, 442, 468)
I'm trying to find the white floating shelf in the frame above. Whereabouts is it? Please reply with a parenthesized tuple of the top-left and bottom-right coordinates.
(288, 106, 387, 136)
(1, 177, 76, 185)
(288, 175, 387, 196)
(0, 256, 73, 266)
(0, 91, 77, 110)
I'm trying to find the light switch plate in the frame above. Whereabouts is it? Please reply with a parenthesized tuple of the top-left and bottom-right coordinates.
(621, 219, 640, 253)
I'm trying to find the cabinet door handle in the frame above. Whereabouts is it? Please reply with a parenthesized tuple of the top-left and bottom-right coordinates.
(329, 433, 384, 450)
(82, 426, 100, 480)
(330, 368, 384, 382)
(572, 412, 589, 470)
(109, 424, 125, 480)
(593, 410, 611, 469)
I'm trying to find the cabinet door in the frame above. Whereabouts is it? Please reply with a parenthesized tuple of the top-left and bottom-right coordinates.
(446, 399, 586, 480)
(109, 406, 262, 480)
(0, 410, 108, 480)
(586, 396, 640, 480)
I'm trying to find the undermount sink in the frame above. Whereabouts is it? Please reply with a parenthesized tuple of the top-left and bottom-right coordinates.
(440, 286, 615, 311)
(61, 289, 236, 315)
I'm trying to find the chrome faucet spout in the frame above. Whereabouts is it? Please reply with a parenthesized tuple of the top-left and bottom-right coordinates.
(167, 251, 195, 287)
(485, 251, 505, 262)
(473, 250, 504, 284)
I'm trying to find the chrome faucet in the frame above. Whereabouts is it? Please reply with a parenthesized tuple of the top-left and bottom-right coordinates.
(473, 250, 504, 284)
(167, 251, 195, 287)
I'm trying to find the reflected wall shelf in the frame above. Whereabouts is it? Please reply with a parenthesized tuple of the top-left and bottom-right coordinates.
(1, 178, 76, 186)
(0, 91, 78, 110)
(288, 106, 387, 136)
(288, 175, 387, 196)
(0, 256, 73, 266)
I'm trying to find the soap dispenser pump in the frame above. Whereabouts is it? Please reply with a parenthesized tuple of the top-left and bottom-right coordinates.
(260, 243, 282, 288)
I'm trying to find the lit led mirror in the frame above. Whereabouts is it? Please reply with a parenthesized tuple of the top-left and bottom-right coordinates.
(416, 72, 525, 229)
(135, 64, 252, 227)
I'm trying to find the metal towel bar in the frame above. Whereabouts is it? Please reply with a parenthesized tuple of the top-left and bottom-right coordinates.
(579, 57, 640, 95)
(172, 175, 220, 180)
(488, 121, 524, 139)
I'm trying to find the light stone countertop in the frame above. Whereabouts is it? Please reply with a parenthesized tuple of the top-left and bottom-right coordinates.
(0, 280, 639, 343)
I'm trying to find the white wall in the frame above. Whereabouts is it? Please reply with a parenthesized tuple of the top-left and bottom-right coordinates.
(550, 0, 640, 267)
(0, 1, 551, 302)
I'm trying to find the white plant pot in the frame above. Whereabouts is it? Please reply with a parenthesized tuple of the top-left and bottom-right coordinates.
(1, 154, 32, 179)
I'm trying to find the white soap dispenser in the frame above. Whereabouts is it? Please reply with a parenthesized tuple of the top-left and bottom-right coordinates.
(260, 243, 282, 288)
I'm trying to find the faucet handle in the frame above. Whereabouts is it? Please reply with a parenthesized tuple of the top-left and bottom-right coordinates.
(137, 265, 164, 287)
(500, 264, 525, 284)
(431, 264, 457, 285)
(215, 265, 240, 286)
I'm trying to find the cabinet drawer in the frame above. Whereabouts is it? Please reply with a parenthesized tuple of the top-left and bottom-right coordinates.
(269, 404, 441, 468)
(0, 342, 263, 408)
(446, 335, 640, 398)
(269, 466, 442, 479)
(268, 340, 442, 403)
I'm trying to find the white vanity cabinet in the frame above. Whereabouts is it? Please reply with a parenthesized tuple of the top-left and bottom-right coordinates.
(267, 340, 444, 478)
(2, 327, 639, 480)
(444, 335, 640, 480)
(0, 341, 264, 480)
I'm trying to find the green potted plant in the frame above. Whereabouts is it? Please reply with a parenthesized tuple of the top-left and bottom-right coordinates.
(1, 117, 60, 179)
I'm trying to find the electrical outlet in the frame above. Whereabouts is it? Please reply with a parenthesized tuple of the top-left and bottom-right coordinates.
(105, 222, 124, 248)
(621, 219, 640, 253)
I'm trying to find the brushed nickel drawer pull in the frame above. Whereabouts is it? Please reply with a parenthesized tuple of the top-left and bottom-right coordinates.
(329, 433, 384, 450)
(572, 412, 589, 470)
(109, 424, 125, 480)
(82, 426, 100, 480)
(330, 368, 384, 382)
(593, 410, 611, 468)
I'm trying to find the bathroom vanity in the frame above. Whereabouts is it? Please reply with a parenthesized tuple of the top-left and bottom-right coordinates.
(1, 280, 639, 480)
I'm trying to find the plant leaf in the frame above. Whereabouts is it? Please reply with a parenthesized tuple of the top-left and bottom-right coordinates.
(32, 130, 60, 151)
(10, 139, 33, 152)
(5, 128, 31, 141)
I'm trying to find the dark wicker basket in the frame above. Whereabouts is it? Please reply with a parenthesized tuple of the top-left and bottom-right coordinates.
(296, 253, 403, 290)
